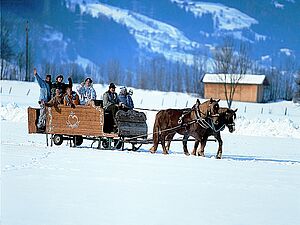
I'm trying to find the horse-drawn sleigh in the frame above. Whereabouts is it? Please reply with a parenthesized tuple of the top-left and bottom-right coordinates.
(28, 102, 148, 150)
(28, 98, 237, 158)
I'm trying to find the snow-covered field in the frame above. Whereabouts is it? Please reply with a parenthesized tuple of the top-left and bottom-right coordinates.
(1, 80, 300, 225)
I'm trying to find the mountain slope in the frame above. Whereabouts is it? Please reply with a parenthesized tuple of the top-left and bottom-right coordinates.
(2, 0, 299, 77)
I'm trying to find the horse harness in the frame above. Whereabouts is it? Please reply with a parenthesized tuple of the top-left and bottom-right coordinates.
(177, 104, 225, 133)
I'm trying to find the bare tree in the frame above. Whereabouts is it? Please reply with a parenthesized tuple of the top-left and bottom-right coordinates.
(212, 38, 252, 108)
(293, 70, 300, 103)
(17, 51, 25, 80)
(0, 19, 14, 80)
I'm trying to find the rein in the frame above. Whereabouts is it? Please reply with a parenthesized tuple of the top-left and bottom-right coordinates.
(178, 104, 226, 133)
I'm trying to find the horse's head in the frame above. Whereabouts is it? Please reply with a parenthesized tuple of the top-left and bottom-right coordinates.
(208, 98, 220, 116)
(223, 108, 237, 133)
(194, 99, 220, 124)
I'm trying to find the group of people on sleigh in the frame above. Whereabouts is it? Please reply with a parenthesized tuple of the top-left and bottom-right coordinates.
(34, 68, 134, 132)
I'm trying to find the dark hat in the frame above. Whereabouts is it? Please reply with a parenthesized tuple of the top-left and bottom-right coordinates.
(109, 83, 116, 89)
(46, 74, 51, 79)
(85, 77, 93, 83)
(56, 74, 64, 81)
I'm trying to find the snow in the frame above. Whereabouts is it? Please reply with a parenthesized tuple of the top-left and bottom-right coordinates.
(1, 80, 300, 225)
(202, 73, 267, 84)
(261, 54, 271, 61)
(170, 0, 258, 31)
(280, 48, 293, 56)
(66, 1, 201, 65)
(273, 1, 285, 9)
(75, 55, 96, 69)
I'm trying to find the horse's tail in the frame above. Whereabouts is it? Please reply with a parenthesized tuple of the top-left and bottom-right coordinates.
(150, 113, 160, 153)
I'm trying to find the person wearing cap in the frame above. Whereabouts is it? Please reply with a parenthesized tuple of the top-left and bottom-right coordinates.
(51, 74, 72, 98)
(76, 77, 97, 106)
(118, 87, 134, 110)
(33, 68, 52, 131)
(103, 83, 125, 125)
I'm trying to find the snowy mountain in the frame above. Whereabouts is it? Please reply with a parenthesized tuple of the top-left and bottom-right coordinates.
(2, 0, 299, 73)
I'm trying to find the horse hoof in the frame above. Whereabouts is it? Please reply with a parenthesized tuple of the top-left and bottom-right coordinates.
(163, 151, 169, 155)
(184, 152, 190, 156)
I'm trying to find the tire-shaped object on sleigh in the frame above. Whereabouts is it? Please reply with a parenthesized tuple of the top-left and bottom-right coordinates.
(131, 143, 142, 151)
(74, 135, 83, 146)
(53, 134, 63, 146)
(102, 139, 110, 149)
(114, 139, 123, 149)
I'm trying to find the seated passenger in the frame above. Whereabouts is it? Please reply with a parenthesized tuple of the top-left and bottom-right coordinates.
(64, 87, 79, 108)
(77, 77, 97, 106)
(45, 88, 63, 107)
(51, 74, 72, 98)
(118, 87, 134, 110)
(103, 83, 125, 124)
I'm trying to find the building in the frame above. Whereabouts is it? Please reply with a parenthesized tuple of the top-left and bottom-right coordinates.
(202, 74, 269, 103)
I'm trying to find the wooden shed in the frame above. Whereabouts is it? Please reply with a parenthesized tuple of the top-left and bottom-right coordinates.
(202, 74, 269, 103)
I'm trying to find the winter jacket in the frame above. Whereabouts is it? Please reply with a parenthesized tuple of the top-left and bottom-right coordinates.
(64, 91, 80, 106)
(45, 95, 63, 107)
(118, 94, 134, 109)
(51, 78, 72, 98)
(103, 91, 119, 110)
(77, 85, 97, 105)
(35, 73, 51, 102)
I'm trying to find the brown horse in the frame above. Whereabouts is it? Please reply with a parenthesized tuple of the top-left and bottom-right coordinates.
(149, 98, 220, 155)
(191, 107, 237, 159)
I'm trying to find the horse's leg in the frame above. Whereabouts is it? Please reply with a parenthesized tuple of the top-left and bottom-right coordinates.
(150, 124, 160, 154)
(161, 137, 169, 154)
(166, 133, 175, 152)
(196, 135, 208, 157)
(215, 133, 223, 159)
(149, 141, 158, 154)
(182, 134, 190, 156)
(191, 140, 200, 156)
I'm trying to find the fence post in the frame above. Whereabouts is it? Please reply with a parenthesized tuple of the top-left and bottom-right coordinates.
(9, 87, 12, 94)
(140, 99, 143, 105)
(261, 107, 263, 114)
(0, 86, 2, 94)
(284, 107, 288, 116)
(244, 106, 247, 113)
(161, 98, 164, 106)
(27, 89, 31, 96)
(185, 100, 188, 107)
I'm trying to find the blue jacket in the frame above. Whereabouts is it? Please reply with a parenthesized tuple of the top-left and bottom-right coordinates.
(35, 73, 51, 102)
(77, 85, 97, 105)
(118, 94, 134, 109)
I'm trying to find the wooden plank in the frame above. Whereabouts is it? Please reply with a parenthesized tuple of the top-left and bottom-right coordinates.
(49, 123, 102, 130)
(47, 129, 103, 136)
(28, 107, 38, 134)
(46, 105, 105, 136)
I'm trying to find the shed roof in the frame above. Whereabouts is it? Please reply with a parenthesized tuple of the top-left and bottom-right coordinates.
(202, 74, 267, 85)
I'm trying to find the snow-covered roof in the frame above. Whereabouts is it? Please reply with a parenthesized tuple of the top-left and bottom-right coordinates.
(202, 74, 267, 85)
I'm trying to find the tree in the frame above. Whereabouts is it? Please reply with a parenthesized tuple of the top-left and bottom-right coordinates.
(293, 70, 300, 103)
(17, 51, 25, 80)
(0, 19, 14, 80)
(212, 38, 252, 108)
